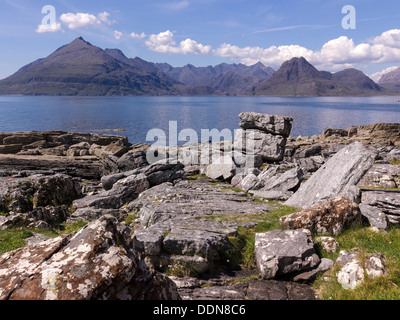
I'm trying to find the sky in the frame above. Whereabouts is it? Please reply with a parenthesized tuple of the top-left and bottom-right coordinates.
(1, 0, 400, 81)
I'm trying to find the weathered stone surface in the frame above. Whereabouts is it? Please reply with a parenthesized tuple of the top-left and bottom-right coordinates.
(0, 215, 180, 300)
(358, 164, 400, 189)
(234, 129, 287, 162)
(285, 142, 375, 209)
(238, 112, 293, 137)
(251, 166, 303, 200)
(359, 203, 388, 230)
(361, 190, 400, 224)
(365, 253, 388, 279)
(206, 155, 236, 180)
(72, 186, 138, 210)
(255, 229, 319, 280)
(0, 174, 82, 215)
(280, 196, 362, 236)
(315, 237, 339, 253)
(68, 208, 126, 222)
(337, 258, 365, 290)
(293, 258, 334, 282)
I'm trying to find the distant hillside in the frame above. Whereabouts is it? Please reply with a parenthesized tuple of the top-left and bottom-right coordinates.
(154, 62, 275, 95)
(378, 67, 400, 94)
(0, 37, 184, 96)
(252, 57, 385, 96)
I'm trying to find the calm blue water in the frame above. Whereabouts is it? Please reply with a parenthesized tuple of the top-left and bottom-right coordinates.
(0, 96, 400, 145)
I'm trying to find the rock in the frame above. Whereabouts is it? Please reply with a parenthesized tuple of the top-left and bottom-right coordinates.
(322, 128, 348, 139)
(358, 164, 400, 189)
(163, 229, 233, 261)
(336, 251, 359, 267)
(234, 129, 287, 162)
(238, 112, 293, 137)
(293, 258, 334, 282)
(251, 166, 303, 198)
(361, 190, 400, 224)
(68, 208, 126, 222)
(0, 215, 180, 300)
(365, 253, 388, 278)
(206, 155, 236, 180)
(73, 186, 138, 210)
(255, 229, 319, 280)
(285, 142, 375, 209)
(359, 203, 388, 230)
(315, 237, 339, 253)
(113, 173, 150, 194)
(336, 259, 365, 290)
(117, 149, 149, 172)
(0, 144, 23, 154)
(251, 190, 294, 201)
(295, 145, 322, 159)
(280, 196, 362, 236)
(101, 173, 126, 191)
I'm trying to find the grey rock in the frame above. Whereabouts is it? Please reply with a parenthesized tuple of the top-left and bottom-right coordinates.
(206, 155, 236, 180)
(315, 237, 339, 253)
(365, 253, 388, 278)
(285, 142, 375, 209)
(336, 251, 359, 267)
(234, 129, 287, 162)
(358, 164, 400, 189)
(359, 203, 388, 230)
(238, 112, 293, 137)
(255, 229, 319, 280)
(101, 173, 126, 191)
(293, 258, 334, 282)
(361, 190, 400, 224)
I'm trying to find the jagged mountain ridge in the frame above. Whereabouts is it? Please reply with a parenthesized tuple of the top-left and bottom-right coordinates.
(0, 38, 389, 96)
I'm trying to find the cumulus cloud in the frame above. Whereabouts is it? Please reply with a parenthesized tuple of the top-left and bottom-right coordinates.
(372, 29, 400, 48)
(114, 30, 123, 40)
(36, 22, 62, 33)
(213, 29, 400, 71)
(130, 32, 147, 39)
(145, 30, 211, 55)
(59, 12, 114, 30)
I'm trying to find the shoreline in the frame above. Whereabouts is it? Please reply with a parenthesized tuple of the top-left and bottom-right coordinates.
(0, 114, 399, 301)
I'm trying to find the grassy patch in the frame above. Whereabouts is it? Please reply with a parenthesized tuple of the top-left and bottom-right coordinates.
(390, 157, 400, 165)
(0, 229, 34, 254)
(226, 203, 299, 269)
(0, 220, 89, 255)
(313, 226, 400, 300)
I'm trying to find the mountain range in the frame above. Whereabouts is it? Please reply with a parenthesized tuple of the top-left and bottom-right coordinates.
(0, 37, 398, 96)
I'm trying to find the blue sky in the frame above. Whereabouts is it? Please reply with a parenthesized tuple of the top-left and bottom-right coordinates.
(1, 0, 400, 80)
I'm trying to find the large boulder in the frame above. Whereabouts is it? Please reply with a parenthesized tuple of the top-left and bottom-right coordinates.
(280, 196, 362, 236)
(0, 215, 180, 300)
(238, 112, 293, 137)
(285, 142, 375, 209)
(255, 229, 320, 280)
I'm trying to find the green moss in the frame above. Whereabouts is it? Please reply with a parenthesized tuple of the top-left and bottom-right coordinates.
(0, 229, 34, 254)
(390, 157, 400, 165)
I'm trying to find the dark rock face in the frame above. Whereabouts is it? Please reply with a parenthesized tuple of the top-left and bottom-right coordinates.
(0, 215, 180, 300)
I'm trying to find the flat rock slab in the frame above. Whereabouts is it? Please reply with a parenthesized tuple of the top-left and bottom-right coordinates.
(285, 142, 375, 209)
(255, 229, 319, 280)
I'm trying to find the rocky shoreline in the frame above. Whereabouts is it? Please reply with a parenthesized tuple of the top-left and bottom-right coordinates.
(0, 114, 399, 300)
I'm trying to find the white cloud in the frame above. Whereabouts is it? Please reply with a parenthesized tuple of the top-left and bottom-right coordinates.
(130, 32, 147, 39)
(372, 29, 400, 48)
(59, 12, 113, 30)
(145, 30, 211, 55)
(213, 29, 400, 71)
(114, 30, 123, 40)
(36, 23, 62, 33)
(369, 66, 400, 82)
